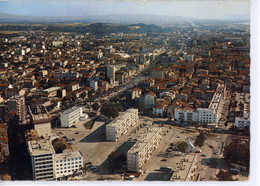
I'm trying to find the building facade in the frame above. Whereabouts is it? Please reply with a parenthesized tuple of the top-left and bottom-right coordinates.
(106, 109, 138, 141)
(7, 95, 27, 124)
(60, 107, 83, 128)
(27, 139, 55, 181)
(54, 151, 83, 179)
(127, 126, 162, 172)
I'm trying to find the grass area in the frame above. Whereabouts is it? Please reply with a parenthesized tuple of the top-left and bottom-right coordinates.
(83, 119, 95, 130)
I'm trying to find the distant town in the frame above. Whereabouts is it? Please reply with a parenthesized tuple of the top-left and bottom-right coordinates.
(0, 21, 250, 181)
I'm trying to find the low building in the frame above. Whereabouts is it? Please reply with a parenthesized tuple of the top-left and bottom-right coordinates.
(42, 87, 61, 98)
(54, 151, 83, 179)
(235, 117, 250, 130)
(28, 105, 52, 137)
(127, 126, 162, 172)
(106, 109, 138, 141)
(60, 107, 83, 128)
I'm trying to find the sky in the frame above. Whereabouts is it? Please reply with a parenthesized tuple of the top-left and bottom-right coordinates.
(0, 0, 250, 20)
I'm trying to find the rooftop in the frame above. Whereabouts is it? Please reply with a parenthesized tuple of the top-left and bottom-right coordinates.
(128, 126, 161, 154)
(28, 139, 55, 156)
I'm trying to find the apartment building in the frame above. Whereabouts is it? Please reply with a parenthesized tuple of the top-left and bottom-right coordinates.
(174, 108, 198, 122)
(127, 126, 162, 172)
(60, 107, 83, 128)
(54, 151, 83, 179)
(235, 117, 250, 130)
(174, 84, 225, 124)
(42, 87, 61, 98)
(28, 139, 83, 180)
(28, 105, 52, 137)
(27, 139, 55, 181)
(106, 109, 138, 141)
(7, 95, 27, 124)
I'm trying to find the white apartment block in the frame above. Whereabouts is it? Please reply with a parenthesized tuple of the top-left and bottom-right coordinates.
(174, 84, 225, 124)
(235, 117, 250, 130)
(174, 108, 198, 122)
(54, 151, 83, 179)
(60, 107, 82, 128)
(127, 126, 162, 172)
(106, 109, 138, 141)
(27, 139, 55, 181)
(28, 139, 84, 180)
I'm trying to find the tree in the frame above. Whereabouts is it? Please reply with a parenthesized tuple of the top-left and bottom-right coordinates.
(176, 141, 188, 153)
(101, 103, 123, 119)
(194, 131, 206, 147)
(216, 170, 234, 181)
(92, 102, 100, 111)
(223, 138, 249, 166)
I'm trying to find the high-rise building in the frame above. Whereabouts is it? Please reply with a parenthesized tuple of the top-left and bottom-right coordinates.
(7, 95, 26, 124)
(27, 139, 55, 181)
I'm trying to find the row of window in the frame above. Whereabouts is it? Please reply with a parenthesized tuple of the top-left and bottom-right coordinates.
(57, 168, 79, 175)
(36, 175, 53, 180)
(36, 172, 53, 177)
(36, 168, 53, 174)
(56, 164, 81, 170)
(56, 161, 82, 167)
(56, 157, 81, 163)
(36, 161, 52, 166)
(35, 157, 52, 162)
(36, 165, 53, 169)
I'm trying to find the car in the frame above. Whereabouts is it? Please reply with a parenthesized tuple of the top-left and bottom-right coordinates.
(201, 154, 206, 157)
(75, 132, 79, 134)
(214, 152, 218, 155)
(161, 159, 167, 161)
(209, 145, 213, 148)
(59, 132, 64, 134)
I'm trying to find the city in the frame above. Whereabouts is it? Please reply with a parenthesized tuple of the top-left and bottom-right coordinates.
(0, 0, 252, 183)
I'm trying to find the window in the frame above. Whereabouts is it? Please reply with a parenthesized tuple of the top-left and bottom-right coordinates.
(75, 162, 78, 164)
(56, 165, 59, 167)
(76, 165, 78, 167)
(68, 159, 70, 162)
(56, 168, 59, 170)
(60, 164, 62, 166)
(57, 172, 59, 174)
(68, 166, 70, 169)
(60, 168, 63, 170)
(79, 157, 81, 160)
(64, 163, 66, 166)
(64, 171, 67, 173)
(75, 158, 78, 160)
(60, 160, 62, 163)
(72, 162, 74, 165)
(71, 158, 74, 161)
(64, 160, 66, 162)
(79, 161, 81, 163)
(72, 166, 74, 168)
(68, 170, 70, 172)
(56, 161, 58, 163)
(64, 167, 67, 169)
(61, 171, 63, 174)
(68, 163, 70, 165)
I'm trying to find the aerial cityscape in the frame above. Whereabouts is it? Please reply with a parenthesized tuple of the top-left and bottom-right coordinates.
(0, 0, 252, 182)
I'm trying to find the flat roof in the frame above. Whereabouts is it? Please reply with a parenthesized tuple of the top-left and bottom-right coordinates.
(107, 109, 138, 128)
(43, 87, 60, 93)
(61, 107, 82, 115)
(28, 139, 54, 156)
(55, 151, 82, 161)
(128, 126, 161, 154)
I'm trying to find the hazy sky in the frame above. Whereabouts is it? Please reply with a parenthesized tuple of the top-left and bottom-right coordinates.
(0, 0, 250, 19)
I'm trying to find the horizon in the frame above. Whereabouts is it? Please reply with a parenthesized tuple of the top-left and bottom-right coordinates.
(0, 0, 250, 20)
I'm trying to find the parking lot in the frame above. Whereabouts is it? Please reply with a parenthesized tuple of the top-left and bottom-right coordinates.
(52, 115, 202, 180)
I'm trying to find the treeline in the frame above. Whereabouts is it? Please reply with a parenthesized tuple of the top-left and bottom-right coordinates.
(0, 23, 172, 35)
